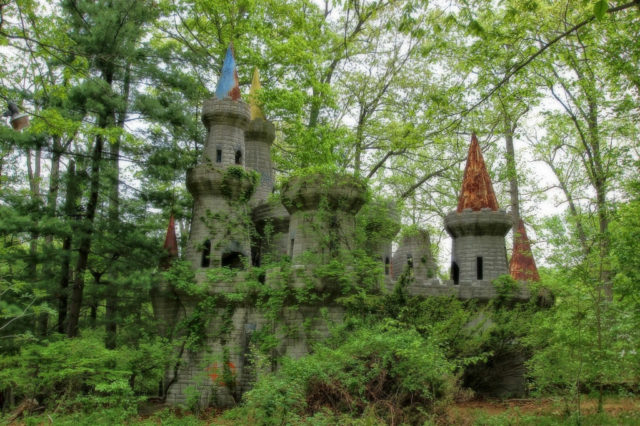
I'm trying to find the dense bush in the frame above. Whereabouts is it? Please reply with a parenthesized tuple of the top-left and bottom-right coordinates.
(0, 332, 168, 418)
(225, 319, 457, 425)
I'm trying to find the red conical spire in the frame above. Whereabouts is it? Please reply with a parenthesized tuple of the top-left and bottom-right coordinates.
(509, 219, 540, 281)
(161, 214, 178, 269)
(457, 134, 499, 212)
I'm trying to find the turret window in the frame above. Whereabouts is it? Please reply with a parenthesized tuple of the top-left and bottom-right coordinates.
(201, 240, 211, 268)
(476, 256, 483, 280)
(216, 149, 222, 163)
(235, 149, 242, 165)
(384, 257, 390, 275)
(452, 261, 459, 284)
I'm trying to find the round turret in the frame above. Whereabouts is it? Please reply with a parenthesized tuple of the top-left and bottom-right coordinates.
(201, 99, 250, 166)
(444, 208, 512, 285)
(280, 173, 367, 264)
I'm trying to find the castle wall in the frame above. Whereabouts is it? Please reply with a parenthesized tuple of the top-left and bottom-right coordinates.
(164, 291, 345, 407)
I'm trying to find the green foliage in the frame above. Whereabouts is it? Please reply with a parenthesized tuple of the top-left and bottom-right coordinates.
(221, 166, 259, 201)
(0, 333, 168, 415)
(226, 320, 456, 425)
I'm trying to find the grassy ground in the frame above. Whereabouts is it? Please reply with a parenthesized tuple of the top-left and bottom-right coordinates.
(3, 396, 639, 425)
(439, 397, 640, 425)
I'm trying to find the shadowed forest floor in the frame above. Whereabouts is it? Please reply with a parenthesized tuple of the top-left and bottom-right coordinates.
(4, 396, 640, 425)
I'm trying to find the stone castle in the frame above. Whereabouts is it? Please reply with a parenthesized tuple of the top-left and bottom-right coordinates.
(151, 45, 538, 407)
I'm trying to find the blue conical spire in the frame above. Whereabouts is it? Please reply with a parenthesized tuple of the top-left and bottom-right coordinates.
(215, 43, 241, 101)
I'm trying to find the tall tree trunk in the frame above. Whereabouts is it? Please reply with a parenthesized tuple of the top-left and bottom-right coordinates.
(26, 148, 43, 335)
(38, 138, 62, 336)
(504, 116, 521, 227)
(105, 63, 130, 349)
(67, 132, 105, 338)
(58, 160, 79, 333)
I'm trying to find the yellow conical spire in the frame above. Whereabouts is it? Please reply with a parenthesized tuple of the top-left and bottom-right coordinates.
(249, 67, 265, 120)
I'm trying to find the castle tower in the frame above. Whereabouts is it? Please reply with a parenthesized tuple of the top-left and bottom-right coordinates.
(245, 68, 291, 264)
(185, 45, 254, 274)
(281, 173, 366, 265)
(246, 68, 276, 206)
(391, 229, 436, 283)
(445, 134, 511, 285)
(509, 219, 540, 282)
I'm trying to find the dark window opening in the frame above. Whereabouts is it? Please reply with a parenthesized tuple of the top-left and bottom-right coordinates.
(235, 150, 242, 165)
(251, 246, 260, 267)
(477, 256, 483, 280)
(201, 240, 211, 268)
(216, 149, 222, 163)
(222, 251, 244, 269)
(384, 257, 390, 275)
(407, 254, 413, 269)
(452, 261, 459, 285)
(328, 215, 339, 256)
(290, 238, 294, 257)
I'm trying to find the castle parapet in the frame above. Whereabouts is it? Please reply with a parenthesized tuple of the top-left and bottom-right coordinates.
(281, 173, 366, 214)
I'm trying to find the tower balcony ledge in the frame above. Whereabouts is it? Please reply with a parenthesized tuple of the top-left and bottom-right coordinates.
(187, 164, 257, 201)
(281, 173, 367, 214)
(202, 98, 250, 128)
(444, 207, 512, 237)
(246, 118, 275, 143)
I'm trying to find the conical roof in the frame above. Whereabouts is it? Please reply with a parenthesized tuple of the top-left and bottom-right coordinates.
(509, 219, 540, 281)
(161, 214, 178, 269)
(249, 67, 265, 120)
(457, 134, 499, 212)
(215, 43, 241, 101)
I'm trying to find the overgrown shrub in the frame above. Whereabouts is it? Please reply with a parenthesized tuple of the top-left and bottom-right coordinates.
(225, 320, 457, 425)
(0, 332, 168, 416)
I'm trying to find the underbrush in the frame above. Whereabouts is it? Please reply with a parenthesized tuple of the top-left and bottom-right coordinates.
(224, 319, 457, 425)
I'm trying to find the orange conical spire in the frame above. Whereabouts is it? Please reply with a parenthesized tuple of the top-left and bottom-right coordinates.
(457, 134, 499, 212)
(509, 219, 540, 281)
(161, 214, 178, 269)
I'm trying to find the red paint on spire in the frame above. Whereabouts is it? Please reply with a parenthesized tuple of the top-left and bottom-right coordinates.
(161, 214, 178, 269)
(457, 134, 499, 212)
(510, 219, 540, 281)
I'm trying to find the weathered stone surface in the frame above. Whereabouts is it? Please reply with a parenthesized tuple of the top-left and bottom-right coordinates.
(245, 118, 275, 207)
(445, 209, 512, 285)
(392, 229, 436, 282)
(281, 174, 367, 214)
